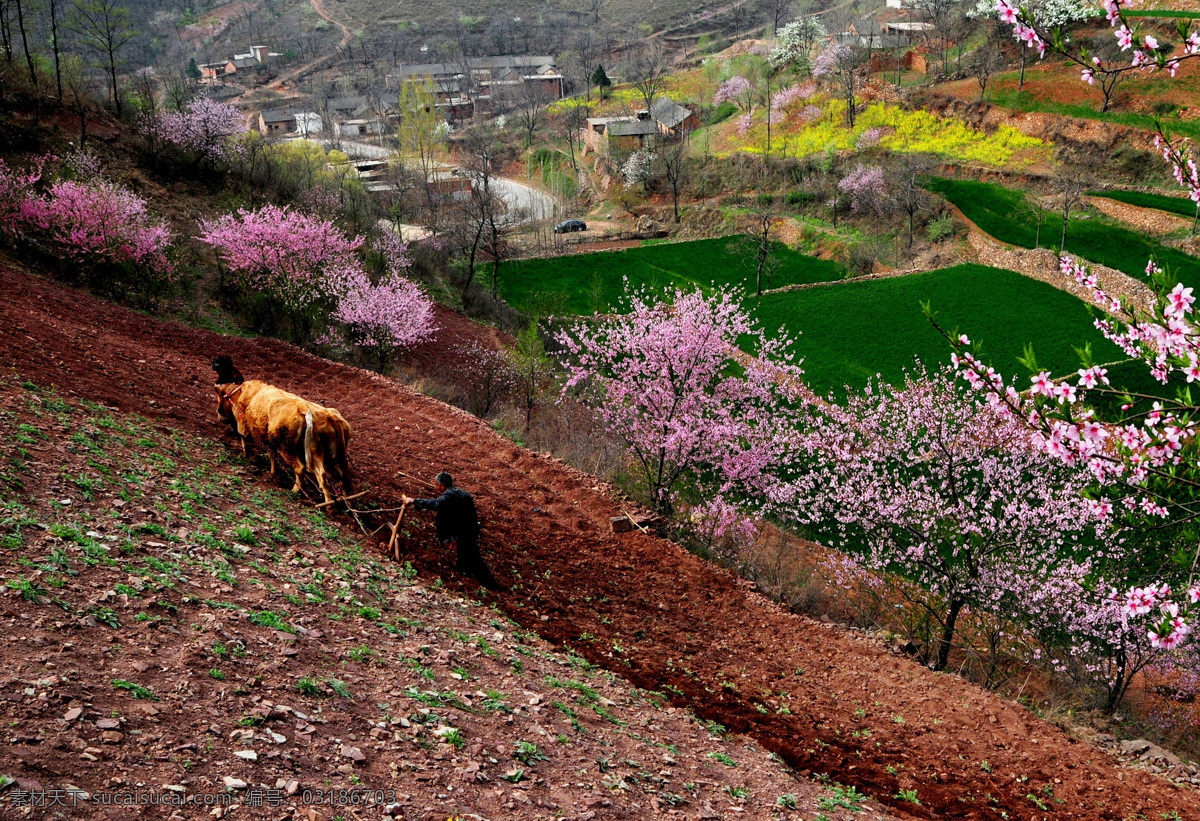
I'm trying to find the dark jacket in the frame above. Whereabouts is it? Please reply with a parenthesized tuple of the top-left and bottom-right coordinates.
(412, 488, 479, 543)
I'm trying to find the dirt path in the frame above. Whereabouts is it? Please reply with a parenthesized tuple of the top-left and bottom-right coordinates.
(309, 0, 352, 45)
(1, 259, 1196, 820)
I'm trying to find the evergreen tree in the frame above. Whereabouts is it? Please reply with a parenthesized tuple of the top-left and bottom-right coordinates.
(591, 64, 612, 99)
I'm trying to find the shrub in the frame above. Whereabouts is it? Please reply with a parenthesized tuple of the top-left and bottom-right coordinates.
(785, 189, 814, 207)
(926, 216, 958, 242)
(708, 101, 738, 125)
(19, 176, 173, 300)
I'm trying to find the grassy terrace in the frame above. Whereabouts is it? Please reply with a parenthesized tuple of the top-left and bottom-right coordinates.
(749, 264, 1126, 397)
(928, 178, 1200, 289)
(1124, 9, 1200, 18)
(1091, 189, 1200, 220)
(498, 236, 844, 315)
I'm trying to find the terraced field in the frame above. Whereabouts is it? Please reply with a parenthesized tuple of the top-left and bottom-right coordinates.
(499, 236, 844, 315)
(749, 264, 1127, 397)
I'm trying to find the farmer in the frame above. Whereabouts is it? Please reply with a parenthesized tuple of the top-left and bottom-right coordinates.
(402, 472, 497, 588)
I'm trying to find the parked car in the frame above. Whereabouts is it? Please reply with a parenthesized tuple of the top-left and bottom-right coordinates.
(554, 219, 587, 234)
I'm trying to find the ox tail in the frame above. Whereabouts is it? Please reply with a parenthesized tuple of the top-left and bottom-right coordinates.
(336, 420, 353, 494)
(303, 410, 315, 472)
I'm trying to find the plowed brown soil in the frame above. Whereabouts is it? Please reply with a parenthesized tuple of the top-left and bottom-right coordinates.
(1, 258, 1196, 820)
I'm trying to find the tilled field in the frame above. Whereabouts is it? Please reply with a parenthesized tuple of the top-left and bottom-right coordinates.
(1, 259, 1196, 820)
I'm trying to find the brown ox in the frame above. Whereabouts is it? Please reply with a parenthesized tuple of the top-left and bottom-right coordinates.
(215, 380, 352, 505)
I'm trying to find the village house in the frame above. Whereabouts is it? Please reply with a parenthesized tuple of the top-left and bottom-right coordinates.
(649, 97, 701, 138)
(583, 98, 697, 155)
(386, 55, 564, 117)
(199, 44, 279, 85)
(258, 109, 295, 136)
(336, 118, 387, 138)
(583, 113, 658, 154)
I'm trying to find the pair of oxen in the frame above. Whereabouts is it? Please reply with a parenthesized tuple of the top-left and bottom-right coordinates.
(212, 356, 352, 506)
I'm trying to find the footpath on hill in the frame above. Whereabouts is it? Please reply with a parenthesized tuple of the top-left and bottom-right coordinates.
(1, 258, 1196, 820)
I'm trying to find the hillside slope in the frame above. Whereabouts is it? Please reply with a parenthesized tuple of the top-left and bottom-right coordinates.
(0, 379, 853, 819)
(0, 256, 1196, 819)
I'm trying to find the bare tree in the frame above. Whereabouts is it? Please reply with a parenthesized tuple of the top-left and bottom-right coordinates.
(814, 43, 864, 127)
(557, 101, 588, 172)
(69, 0, 136, 117)
(1088, 34, 1128, 112)
(13, 0, 35, 87)
(657, 138, 689, 223)
(971, 38, 1003, 102)
(766, 0, 790, 35)
(61, 52, 93, 144)
(890, 155, 934, 251)
(910, 0, 956, 73)
(1020, 189, 1048, 248)
(1052, 170, 1087, 253)
(510, 80, 551, 148)
(0, 0, 13, 64)
(46, 0, 67, 102)
(396, 76, 449, 232)
(628, 41, 667, 113)
(456, 126, 513, 301)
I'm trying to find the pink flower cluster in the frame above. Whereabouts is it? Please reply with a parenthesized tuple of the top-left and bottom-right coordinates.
(331, 274, 436, 353)
(688, 497, 758, 562)
(201, 206, 434, 357)
(837, 164, 887, 213)
(714, 76, 753, 108)
(856, 127, 887, 149)
(998, 0, 1200, 82)
(374, 230, 413, 277)
(798, 105, 823, 124)
(151, 98, 245, 164)
(20, 178, 173, 274)
(769, 82, 814, 117)
(812, 44, 853, 78)
(199, 205, 365, 310)
(735, 112, 755, 137)
(557, 287, 805, 512)
(1120, 583, 1200, 649)
(0, 157, 45, 238)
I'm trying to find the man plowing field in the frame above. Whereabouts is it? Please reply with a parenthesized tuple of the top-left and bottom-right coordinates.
(403, 472, 497, 588)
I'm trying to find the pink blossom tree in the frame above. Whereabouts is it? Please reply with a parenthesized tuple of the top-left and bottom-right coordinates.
(329, 275, 437, 367)
(813, 43, 862, 126)
(199, 204, 365, 341)
(557, 287, 805, 514)
(458, 341, 518, 417)
(713, 75, 754, 111)
(837, 164, 887, 214)
(902, 1, 1200, 675)
(944, 267, 1200, 660)
(329, 230, 436, 366)
(150, 98, 246, 167)
(20, 177, 173, 278)
(777, 366, 1111, 672)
